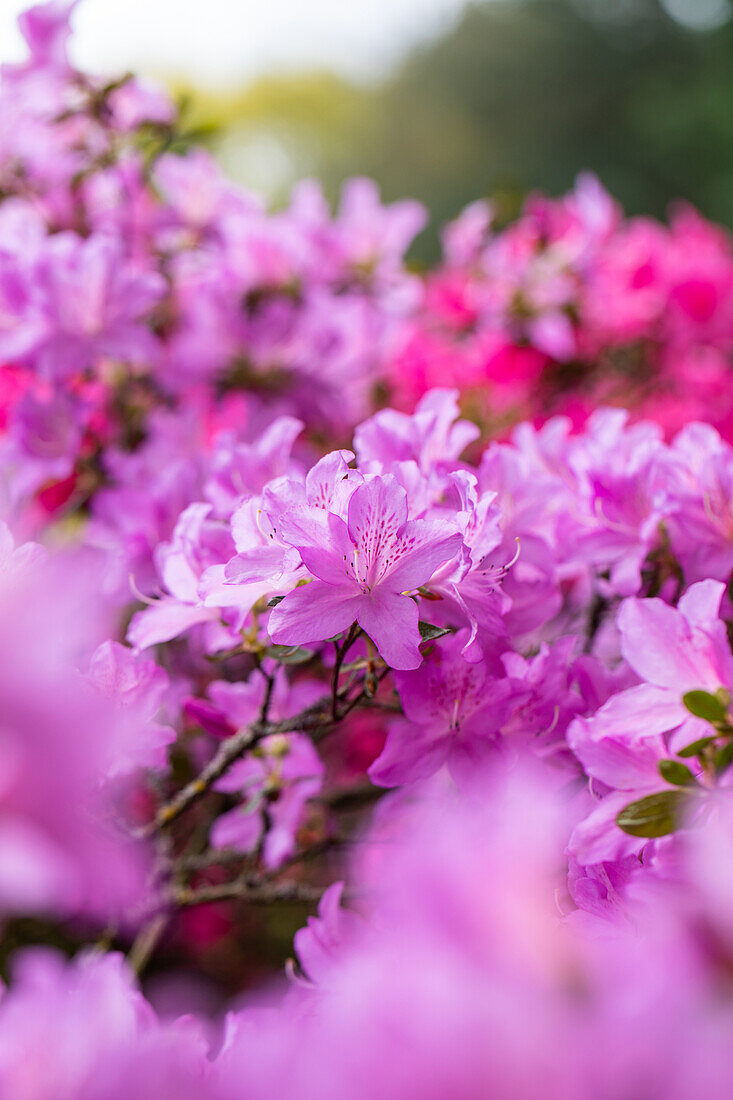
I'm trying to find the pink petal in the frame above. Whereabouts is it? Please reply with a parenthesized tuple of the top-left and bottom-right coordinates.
(356, 589, 421, 670)
(369, 719, 449, 787)
(127, 599, 218, 650)
(384, 519, 463, 592)
(269, 581, 362, 647)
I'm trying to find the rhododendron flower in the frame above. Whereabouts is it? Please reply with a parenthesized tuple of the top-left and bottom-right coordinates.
(0, 949, 208, 1100)
(269, 474, 462, 669)
(127, 503, 237, 651)
(204, 415, 304, 519)
(568, 580, 733, 866)
(0, 521, 44, 575)
(187, 665, 323, 743)
(2, 232, 166, 379)
(292, 882, 365, 989)
(185, 667, 325, 867)
(354, 388, 479, 476)
(666, 422, 733, 584)
(212, 733, 324, 869)
(0, 541, 148, 918)
(219, 448, 359, 606)
(568, 724, 679, 865)
(6, 0, 78, 79)
(568, 408, 675, 596)
(5, 1, 733, 1085)
(86, 641, 175, 775)
(615, 579, 733, 754)
(369, 629, 514, 786)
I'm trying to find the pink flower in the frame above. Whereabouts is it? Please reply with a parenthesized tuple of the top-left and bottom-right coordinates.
(369, 629, 514, 787)
(0, 949, 208, 1100)
(293, 882, 365, 989)
(0, 543, 148, 919)
(212, 733, 324, 869)
(354, 389, 479, 476)
(568, 580, 733, 865)
(127, 503, 237, 651)
(269, 474, 462, 669)
(86, 641, 175, 776)
(6, 1, 78, 79)
(618, 580, 733, 710)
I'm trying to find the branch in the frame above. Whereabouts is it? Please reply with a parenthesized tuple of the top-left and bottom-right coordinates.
(171, 835, 340, 876)
(169, 878, 326, 909)
(338, 665, 391, 721)
(171, 846, 255, 873)
(137, 721, 267, 838)
(128, 912, 169, 975)
(258, 665, 276, 723)
(138, 658, 392, 839)
(331, 623, 360, 721)
(322, 780, 383, 811)
(583, 591, 609, 654)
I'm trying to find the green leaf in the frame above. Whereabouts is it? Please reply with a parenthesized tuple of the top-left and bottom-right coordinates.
(616, 790, 688, 838)
(658, 759, 696, 787)
(418, 621, 451, 643)
(682, 690, 728, 724)
(714, 741, 733, 776)
(264, 644, 315, 665)
(678, 737, 715, 758)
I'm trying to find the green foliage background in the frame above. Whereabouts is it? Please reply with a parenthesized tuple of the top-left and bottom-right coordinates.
(172, 0, 733, 258)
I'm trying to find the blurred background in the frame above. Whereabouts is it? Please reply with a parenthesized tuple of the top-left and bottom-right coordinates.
(2, 0, 733, 256)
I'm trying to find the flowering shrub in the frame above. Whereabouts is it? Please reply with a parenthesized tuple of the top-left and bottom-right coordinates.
(388, 176, 733, 437)
(2, 3, 733, 1097)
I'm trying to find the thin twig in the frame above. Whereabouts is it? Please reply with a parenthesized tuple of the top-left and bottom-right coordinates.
(172, 835, 340, 876)
(128, 912, 170, 975)
(331, 623, 360, 721)
(258, 666, 276, 723)
(338, 666, 391, 721)
(170, 879, 326, 909)
(139, 656, 391, 839)
(172, 847, 255, 873)
(584, 591, 609, 654)
(322, 780, 383, 811)
(137, 721, 267, 837)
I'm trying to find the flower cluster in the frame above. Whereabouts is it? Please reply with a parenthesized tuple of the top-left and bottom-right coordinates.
(2, 3, 733, 1097)
(1, 1, 732, 550)
(388, 174, 733, 438)
(6, 776, 733, 1099)
(0, 0, 425, 535)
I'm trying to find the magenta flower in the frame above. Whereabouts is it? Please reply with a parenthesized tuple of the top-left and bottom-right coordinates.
(204, 414, 304, 518)
(568, 724, 674, 865)
(293, 882, 365, 989)
(221, 449, 357, 602)
(0, 949, 209, 1100)
(86, 641, 175, 776)
(369, 629, 514, 787)
(354, 388, 479, 476)
(188, 665, 323, 742)
(269, 474, 463, 669)
(568, 580, 733, 866)
(0, 545, 148, 919)
(33, 232, 166, 378)
(212, 733, 324, 869)
(0, 521, 44, 577)
(127, 503, 239, 651)
(186, 668, 325, 868)
(615, 579, 733, 752)
(7, 1, 78, 79)
(667, 422, 733, 584)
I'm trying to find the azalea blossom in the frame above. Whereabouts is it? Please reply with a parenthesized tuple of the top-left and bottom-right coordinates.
(269, 474, 462, 669)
